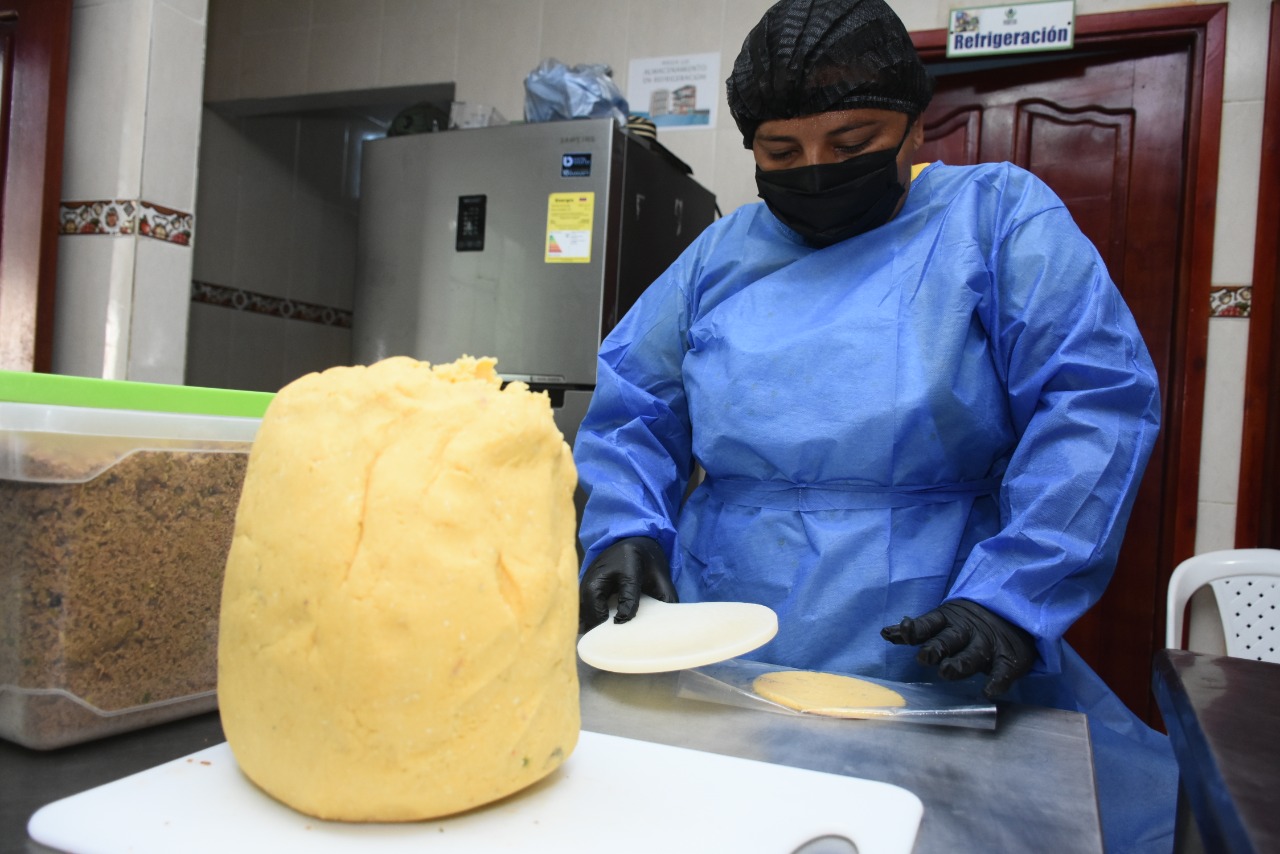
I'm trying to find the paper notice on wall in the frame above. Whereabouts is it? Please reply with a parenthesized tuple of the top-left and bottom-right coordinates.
(626, 52, 720, 132)
(545, 192, 594, 264)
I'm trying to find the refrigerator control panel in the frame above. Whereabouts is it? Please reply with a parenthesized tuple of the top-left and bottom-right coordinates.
(456, 194, 486, 251)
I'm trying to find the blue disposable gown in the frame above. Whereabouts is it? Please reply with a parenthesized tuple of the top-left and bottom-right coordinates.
(574, 162, 1176, 853)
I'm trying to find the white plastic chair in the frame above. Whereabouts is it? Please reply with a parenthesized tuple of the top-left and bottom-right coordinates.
(1165, 548, 1280, 662)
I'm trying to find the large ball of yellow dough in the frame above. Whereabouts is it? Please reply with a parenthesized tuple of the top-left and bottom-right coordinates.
(217, 356, 580, 821)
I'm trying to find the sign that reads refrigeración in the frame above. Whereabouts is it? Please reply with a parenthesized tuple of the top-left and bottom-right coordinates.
(947, 1, 1074, 59)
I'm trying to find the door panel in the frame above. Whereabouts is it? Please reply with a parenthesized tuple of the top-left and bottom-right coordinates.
(1236, 2, 1280, 548)
(1, 19, 15, 185)
(925, 107, 982, 165)
(0, 0, 72, 373)
(917, 46, 1190, 724)
(1015, 102, 1134, 265)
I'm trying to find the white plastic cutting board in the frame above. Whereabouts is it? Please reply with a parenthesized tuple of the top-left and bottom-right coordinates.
(578, 596, 779, 672)
(28, 730, 922, 854)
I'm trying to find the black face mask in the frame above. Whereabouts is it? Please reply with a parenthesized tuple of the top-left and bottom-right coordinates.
(755, 129, 909, 247)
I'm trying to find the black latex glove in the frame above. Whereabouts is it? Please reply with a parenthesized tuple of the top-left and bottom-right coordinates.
(578, 536, 678, 634)
(880, 599, 1036, 699)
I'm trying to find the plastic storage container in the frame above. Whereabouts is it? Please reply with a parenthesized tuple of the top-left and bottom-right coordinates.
(0, 372, 273, 749)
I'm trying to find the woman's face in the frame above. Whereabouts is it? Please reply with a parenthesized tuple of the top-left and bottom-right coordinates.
(751, 108, 924, 187)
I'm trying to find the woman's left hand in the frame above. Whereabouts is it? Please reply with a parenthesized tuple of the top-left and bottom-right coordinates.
(881, 599, 1036, 699)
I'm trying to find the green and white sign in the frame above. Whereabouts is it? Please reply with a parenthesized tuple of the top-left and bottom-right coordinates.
(948, 1, 1075, 58)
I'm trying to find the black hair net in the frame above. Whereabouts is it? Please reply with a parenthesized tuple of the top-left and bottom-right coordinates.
(726, 0, 934, 147)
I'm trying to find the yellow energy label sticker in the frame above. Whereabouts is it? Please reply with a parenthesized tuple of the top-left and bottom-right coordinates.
(545, 192, 594, 263)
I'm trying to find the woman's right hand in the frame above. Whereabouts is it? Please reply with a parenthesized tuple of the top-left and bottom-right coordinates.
(578, 536, 679, 634)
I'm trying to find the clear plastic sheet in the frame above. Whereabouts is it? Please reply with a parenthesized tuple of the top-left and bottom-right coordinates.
(676, 658, 998, 730)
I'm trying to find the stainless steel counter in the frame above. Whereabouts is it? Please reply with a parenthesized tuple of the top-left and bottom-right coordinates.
(579, 665, 1102, 853)
(3, 661, 1103, 853)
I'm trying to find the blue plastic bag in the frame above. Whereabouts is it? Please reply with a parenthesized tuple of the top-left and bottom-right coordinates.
(523, 58, 630, 124)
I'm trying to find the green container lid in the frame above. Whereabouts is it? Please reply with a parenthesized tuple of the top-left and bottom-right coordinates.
(0, 371, 274, 419)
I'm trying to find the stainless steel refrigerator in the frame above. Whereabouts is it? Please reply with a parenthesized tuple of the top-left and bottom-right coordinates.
(352, 118, 717, 452)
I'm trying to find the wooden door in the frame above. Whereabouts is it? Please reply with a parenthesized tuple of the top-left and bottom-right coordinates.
(914, 17, 1216, 726)
(1237, 2, 1280, 549)
(0, 0, 72, 373)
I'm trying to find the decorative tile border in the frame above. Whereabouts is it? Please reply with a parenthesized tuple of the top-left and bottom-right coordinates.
(191, 280, 353, 329)
(59, 199, 193, 246)
(1209, 286, 1251, 318)
(138, 201, 193, 245)
(60, 200, 137, 235)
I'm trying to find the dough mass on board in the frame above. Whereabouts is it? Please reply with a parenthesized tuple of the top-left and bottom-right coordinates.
(217, 356, 581, 822)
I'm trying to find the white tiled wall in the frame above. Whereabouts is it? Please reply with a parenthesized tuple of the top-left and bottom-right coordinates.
(185, 298, 352, 392)
(52, 235, 136, 377)
(183, 0, 1268, 549)
(55, 0, 208, 384)
(378, 1, 460, 88)
(130, 238, 196, 381)
(60, 0, 151, 201)
(141, 1, 209, 210)
(185, 105, 370, 392)
(1200, 0, 1269, 551)
(1196, 320, 1252, 554)
(193, 108, 367, 306)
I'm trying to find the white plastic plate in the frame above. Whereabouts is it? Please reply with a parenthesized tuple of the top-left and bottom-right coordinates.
(577, 595, 778, 673)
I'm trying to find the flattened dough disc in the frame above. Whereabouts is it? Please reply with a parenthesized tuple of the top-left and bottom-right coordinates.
(577, 596, 778, 673)
(753, 670, 907, 717)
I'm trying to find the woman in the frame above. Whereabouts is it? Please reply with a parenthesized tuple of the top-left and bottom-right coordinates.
(574, 1, 1176, 850)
